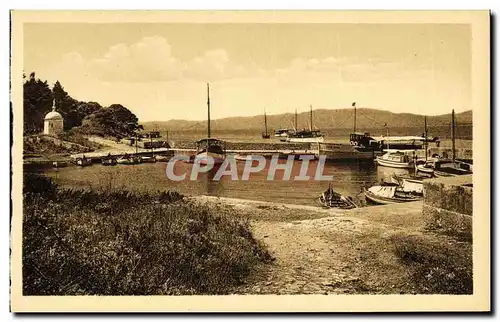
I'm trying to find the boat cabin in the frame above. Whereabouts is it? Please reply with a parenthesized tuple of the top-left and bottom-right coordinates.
(381, 151, 411, 163)
(349, 132, 381, 149)
(196, 138, 226, 155)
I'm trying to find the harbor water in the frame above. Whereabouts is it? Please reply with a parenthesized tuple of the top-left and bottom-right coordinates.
(32, 159, 414, 206)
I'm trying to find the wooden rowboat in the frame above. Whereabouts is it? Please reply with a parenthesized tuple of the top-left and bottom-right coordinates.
(319, 184, 358, 209)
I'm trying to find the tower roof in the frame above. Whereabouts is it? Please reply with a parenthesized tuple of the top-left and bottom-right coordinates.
(45, 106, 63, 120)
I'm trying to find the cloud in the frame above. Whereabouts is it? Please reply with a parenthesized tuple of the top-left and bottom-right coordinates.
(52, 35, 422, 87)
(82, 36, 254, 83)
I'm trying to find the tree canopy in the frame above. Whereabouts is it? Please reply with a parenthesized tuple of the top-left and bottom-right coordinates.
(23, 72, 53, 134)
(23, 73, 141, 138)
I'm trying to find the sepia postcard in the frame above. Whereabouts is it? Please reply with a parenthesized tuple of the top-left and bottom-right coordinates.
(10, 10, 490, 312)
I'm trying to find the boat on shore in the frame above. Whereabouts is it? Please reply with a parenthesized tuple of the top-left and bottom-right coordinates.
(389, 173, 425, 195)
(364, 183, 423, 205)
(376, 151, 414, 169)
(319, 184, 358, 209)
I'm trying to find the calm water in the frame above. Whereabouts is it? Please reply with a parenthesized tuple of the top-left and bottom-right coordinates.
(33, 159, 413, 206)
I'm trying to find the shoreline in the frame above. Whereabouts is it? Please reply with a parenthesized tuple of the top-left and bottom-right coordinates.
(192, 194, 470, 295)
(23, 135, 473, 165)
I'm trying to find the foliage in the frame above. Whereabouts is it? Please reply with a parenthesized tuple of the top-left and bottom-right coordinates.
(24, 73, 139, 138)
(23, 174, 271, 295)
(391, 234, 472, 294)
(53, 81, 104, 130)
(23, 72, 53, 134)
(77, 104, 142, 138)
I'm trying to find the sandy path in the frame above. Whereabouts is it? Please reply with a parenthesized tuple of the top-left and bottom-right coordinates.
(194, 196, 424, 294)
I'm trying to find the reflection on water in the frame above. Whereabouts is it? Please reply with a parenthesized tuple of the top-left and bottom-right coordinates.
(32, 159, 412, 206)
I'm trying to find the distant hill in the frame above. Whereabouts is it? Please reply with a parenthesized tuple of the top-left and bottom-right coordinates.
(142, 108, 473, 133)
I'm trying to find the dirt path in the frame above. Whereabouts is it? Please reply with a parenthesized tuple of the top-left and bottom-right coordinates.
(195, 196, 425, 294)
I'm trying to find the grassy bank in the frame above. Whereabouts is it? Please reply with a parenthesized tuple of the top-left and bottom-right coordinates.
(390, 233, 472, 294)
(24, 132, 102, 157)
(23, 174, 272, 295)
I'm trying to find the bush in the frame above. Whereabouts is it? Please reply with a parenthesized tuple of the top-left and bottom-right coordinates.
(391, 234, 472, 294)
(22, 175, 271, 295)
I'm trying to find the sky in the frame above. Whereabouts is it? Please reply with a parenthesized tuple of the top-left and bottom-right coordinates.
(24, 23, 471, 121)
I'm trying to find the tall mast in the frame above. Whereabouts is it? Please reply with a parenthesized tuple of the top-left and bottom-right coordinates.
(452, 109, 455, 163)
(424, 115, 428, 161)
(294, 109, 298, 131)
(352, 102, 357, 133)
(309, 105, 313, 131)
(207, 83, 211, 138)
(264, 109, 268, 136)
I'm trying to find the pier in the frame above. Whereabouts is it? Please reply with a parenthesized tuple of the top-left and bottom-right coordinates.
(69, 148, 317, 162)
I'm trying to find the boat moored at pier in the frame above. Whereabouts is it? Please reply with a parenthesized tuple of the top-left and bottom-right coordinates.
(286, 129, 324, 143)
(376, 151, 414, 169)
(195, 138, 226, 165)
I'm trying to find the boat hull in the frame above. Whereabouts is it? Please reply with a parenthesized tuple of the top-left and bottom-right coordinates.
(318, 143, 378, 162)
(364, 188, 422, 205)
(376, 158, 413, 169)
(196, 152, 225, 165)
(415, 164, 434, 174)
(287, 136, 324, 143)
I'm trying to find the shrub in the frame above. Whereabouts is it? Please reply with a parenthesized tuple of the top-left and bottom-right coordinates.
(23, 175, 271, 295)
(391, 234, 472, 294)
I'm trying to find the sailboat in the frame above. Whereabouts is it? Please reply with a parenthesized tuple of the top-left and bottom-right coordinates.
(261, 109, 270, 139)
(415, 115, 435, 175)
(195, 83, 226, 165)
(417, 110, 471, 177)
(318, 102, 381, 162)
(286, 105, 324, 143)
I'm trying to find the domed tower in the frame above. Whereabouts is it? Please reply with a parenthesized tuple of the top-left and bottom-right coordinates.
(43, 106, 64, 135)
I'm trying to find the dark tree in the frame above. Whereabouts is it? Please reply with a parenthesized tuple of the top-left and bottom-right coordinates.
(80, 104, 141, 138)
(23, 72, 53, 134)
(52, 81, 80, 130)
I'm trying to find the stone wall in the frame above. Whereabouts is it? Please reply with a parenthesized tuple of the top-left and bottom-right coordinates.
(422, 175, 473, 239)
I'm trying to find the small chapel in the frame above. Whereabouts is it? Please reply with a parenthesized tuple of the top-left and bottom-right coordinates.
(43, 106, 64, 135)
